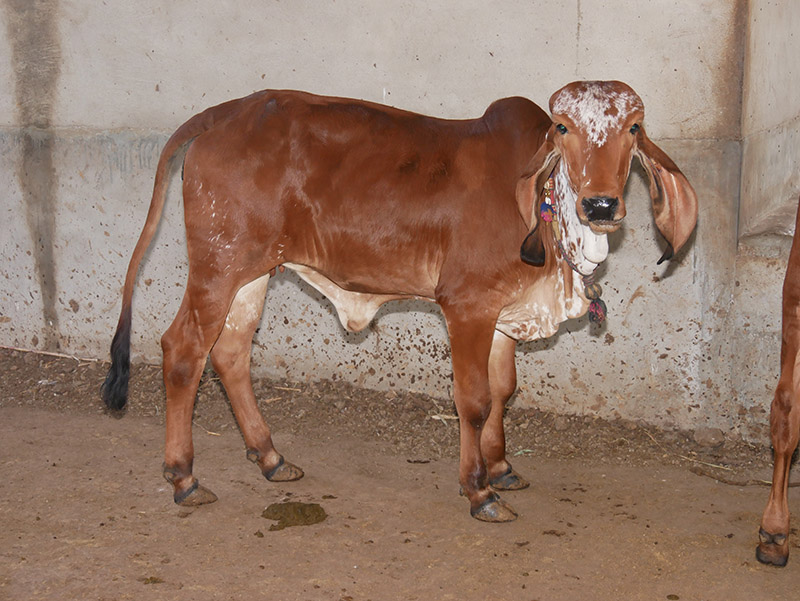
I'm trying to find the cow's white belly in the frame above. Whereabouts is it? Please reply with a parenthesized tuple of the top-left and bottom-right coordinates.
(285, 260, 591, 344)
(283, 262, 426, 332)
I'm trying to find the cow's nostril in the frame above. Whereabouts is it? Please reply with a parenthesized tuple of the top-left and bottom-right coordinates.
(581, 196, 618, 222)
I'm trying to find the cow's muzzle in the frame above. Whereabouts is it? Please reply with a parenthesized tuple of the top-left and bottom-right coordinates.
(581, 196, 622, 233)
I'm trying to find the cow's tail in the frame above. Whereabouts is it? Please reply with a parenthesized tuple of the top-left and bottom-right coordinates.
(101, 100, 238, 411)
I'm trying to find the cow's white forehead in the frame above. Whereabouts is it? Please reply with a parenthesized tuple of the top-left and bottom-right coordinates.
(550, 82, 643, 147)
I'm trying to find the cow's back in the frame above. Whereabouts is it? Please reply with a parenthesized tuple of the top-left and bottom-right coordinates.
(181, 90, 550, 297)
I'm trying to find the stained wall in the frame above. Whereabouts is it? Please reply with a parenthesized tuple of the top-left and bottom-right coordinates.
(1, 1, 776, 438)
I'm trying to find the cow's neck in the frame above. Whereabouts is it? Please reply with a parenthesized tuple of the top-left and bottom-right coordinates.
(551, 160, 609, 276)
(549, 160, 610, 323)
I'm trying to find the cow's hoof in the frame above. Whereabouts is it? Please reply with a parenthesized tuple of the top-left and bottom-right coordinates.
(756, 528, 789, 567)
(264, 457, 304, 482)
(471, 494, 518, 523)
(489, 467, 530, 491)
(174, 481, 218, 506)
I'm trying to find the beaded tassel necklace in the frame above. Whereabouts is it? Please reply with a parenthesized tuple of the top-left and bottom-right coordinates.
(539, 177, 607, 324)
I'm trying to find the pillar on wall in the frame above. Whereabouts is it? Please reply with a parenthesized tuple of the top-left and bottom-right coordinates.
(739, 1, 800, 238)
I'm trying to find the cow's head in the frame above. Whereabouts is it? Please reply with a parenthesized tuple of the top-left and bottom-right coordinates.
(517, 80, 698, 268)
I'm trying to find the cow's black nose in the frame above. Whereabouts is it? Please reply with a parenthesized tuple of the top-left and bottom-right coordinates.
(581, 196, 618, 222)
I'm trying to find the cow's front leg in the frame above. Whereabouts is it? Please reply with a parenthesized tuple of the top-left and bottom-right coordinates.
(757, 380, 800, 567)
(483, 330, 529, 491)
(445, 311, 518, 522)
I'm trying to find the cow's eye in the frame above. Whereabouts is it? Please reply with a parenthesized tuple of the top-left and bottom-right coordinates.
(630, 123, 640, 134)
(556, 124, 568, 135)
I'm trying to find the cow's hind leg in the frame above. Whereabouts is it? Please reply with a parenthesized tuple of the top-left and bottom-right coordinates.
(210, 274, 304, 483)
(757, 380, 800, 566)
(161, 292, 232, 506)
(483, 330, 529, 492)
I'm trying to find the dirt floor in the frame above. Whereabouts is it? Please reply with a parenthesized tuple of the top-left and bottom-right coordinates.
(1, 347, 799, 600)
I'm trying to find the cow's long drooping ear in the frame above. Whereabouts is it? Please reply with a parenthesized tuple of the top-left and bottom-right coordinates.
(635, 125, 698, 264)
(517, 127, 560, 266)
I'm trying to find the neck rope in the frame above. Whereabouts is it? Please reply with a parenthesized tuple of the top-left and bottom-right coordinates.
(539, 177, 607, 324)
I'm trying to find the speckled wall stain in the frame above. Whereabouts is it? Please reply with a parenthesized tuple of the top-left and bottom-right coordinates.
(254, 272, 454, 397)
(3, 0, 61, 349)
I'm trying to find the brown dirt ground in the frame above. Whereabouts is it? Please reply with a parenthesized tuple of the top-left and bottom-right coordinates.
(1, 347, 799, 600)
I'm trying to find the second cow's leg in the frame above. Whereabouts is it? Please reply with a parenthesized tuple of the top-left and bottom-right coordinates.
(209, 274, 304, 483)
(757, 377, 800, 566)
(483, 330, 529, 491)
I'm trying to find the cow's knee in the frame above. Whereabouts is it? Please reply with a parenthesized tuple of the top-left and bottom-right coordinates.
(494, 379, 516, 407)
(210, 341, 247, 375)
(771, 385, 793, 417)
(770, 386, 799, 451)
(459, 397, 491, 429)
(161, 324, 206, 383)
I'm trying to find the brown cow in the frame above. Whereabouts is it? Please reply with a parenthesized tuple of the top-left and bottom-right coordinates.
(102, 81, 697, 521)
(757, 195, 800, 566)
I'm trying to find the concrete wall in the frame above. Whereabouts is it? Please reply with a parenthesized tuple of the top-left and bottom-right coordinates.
(1, 0, 769, 438)
(730, 0, 800, 437)
(740, 0, 800, 238)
